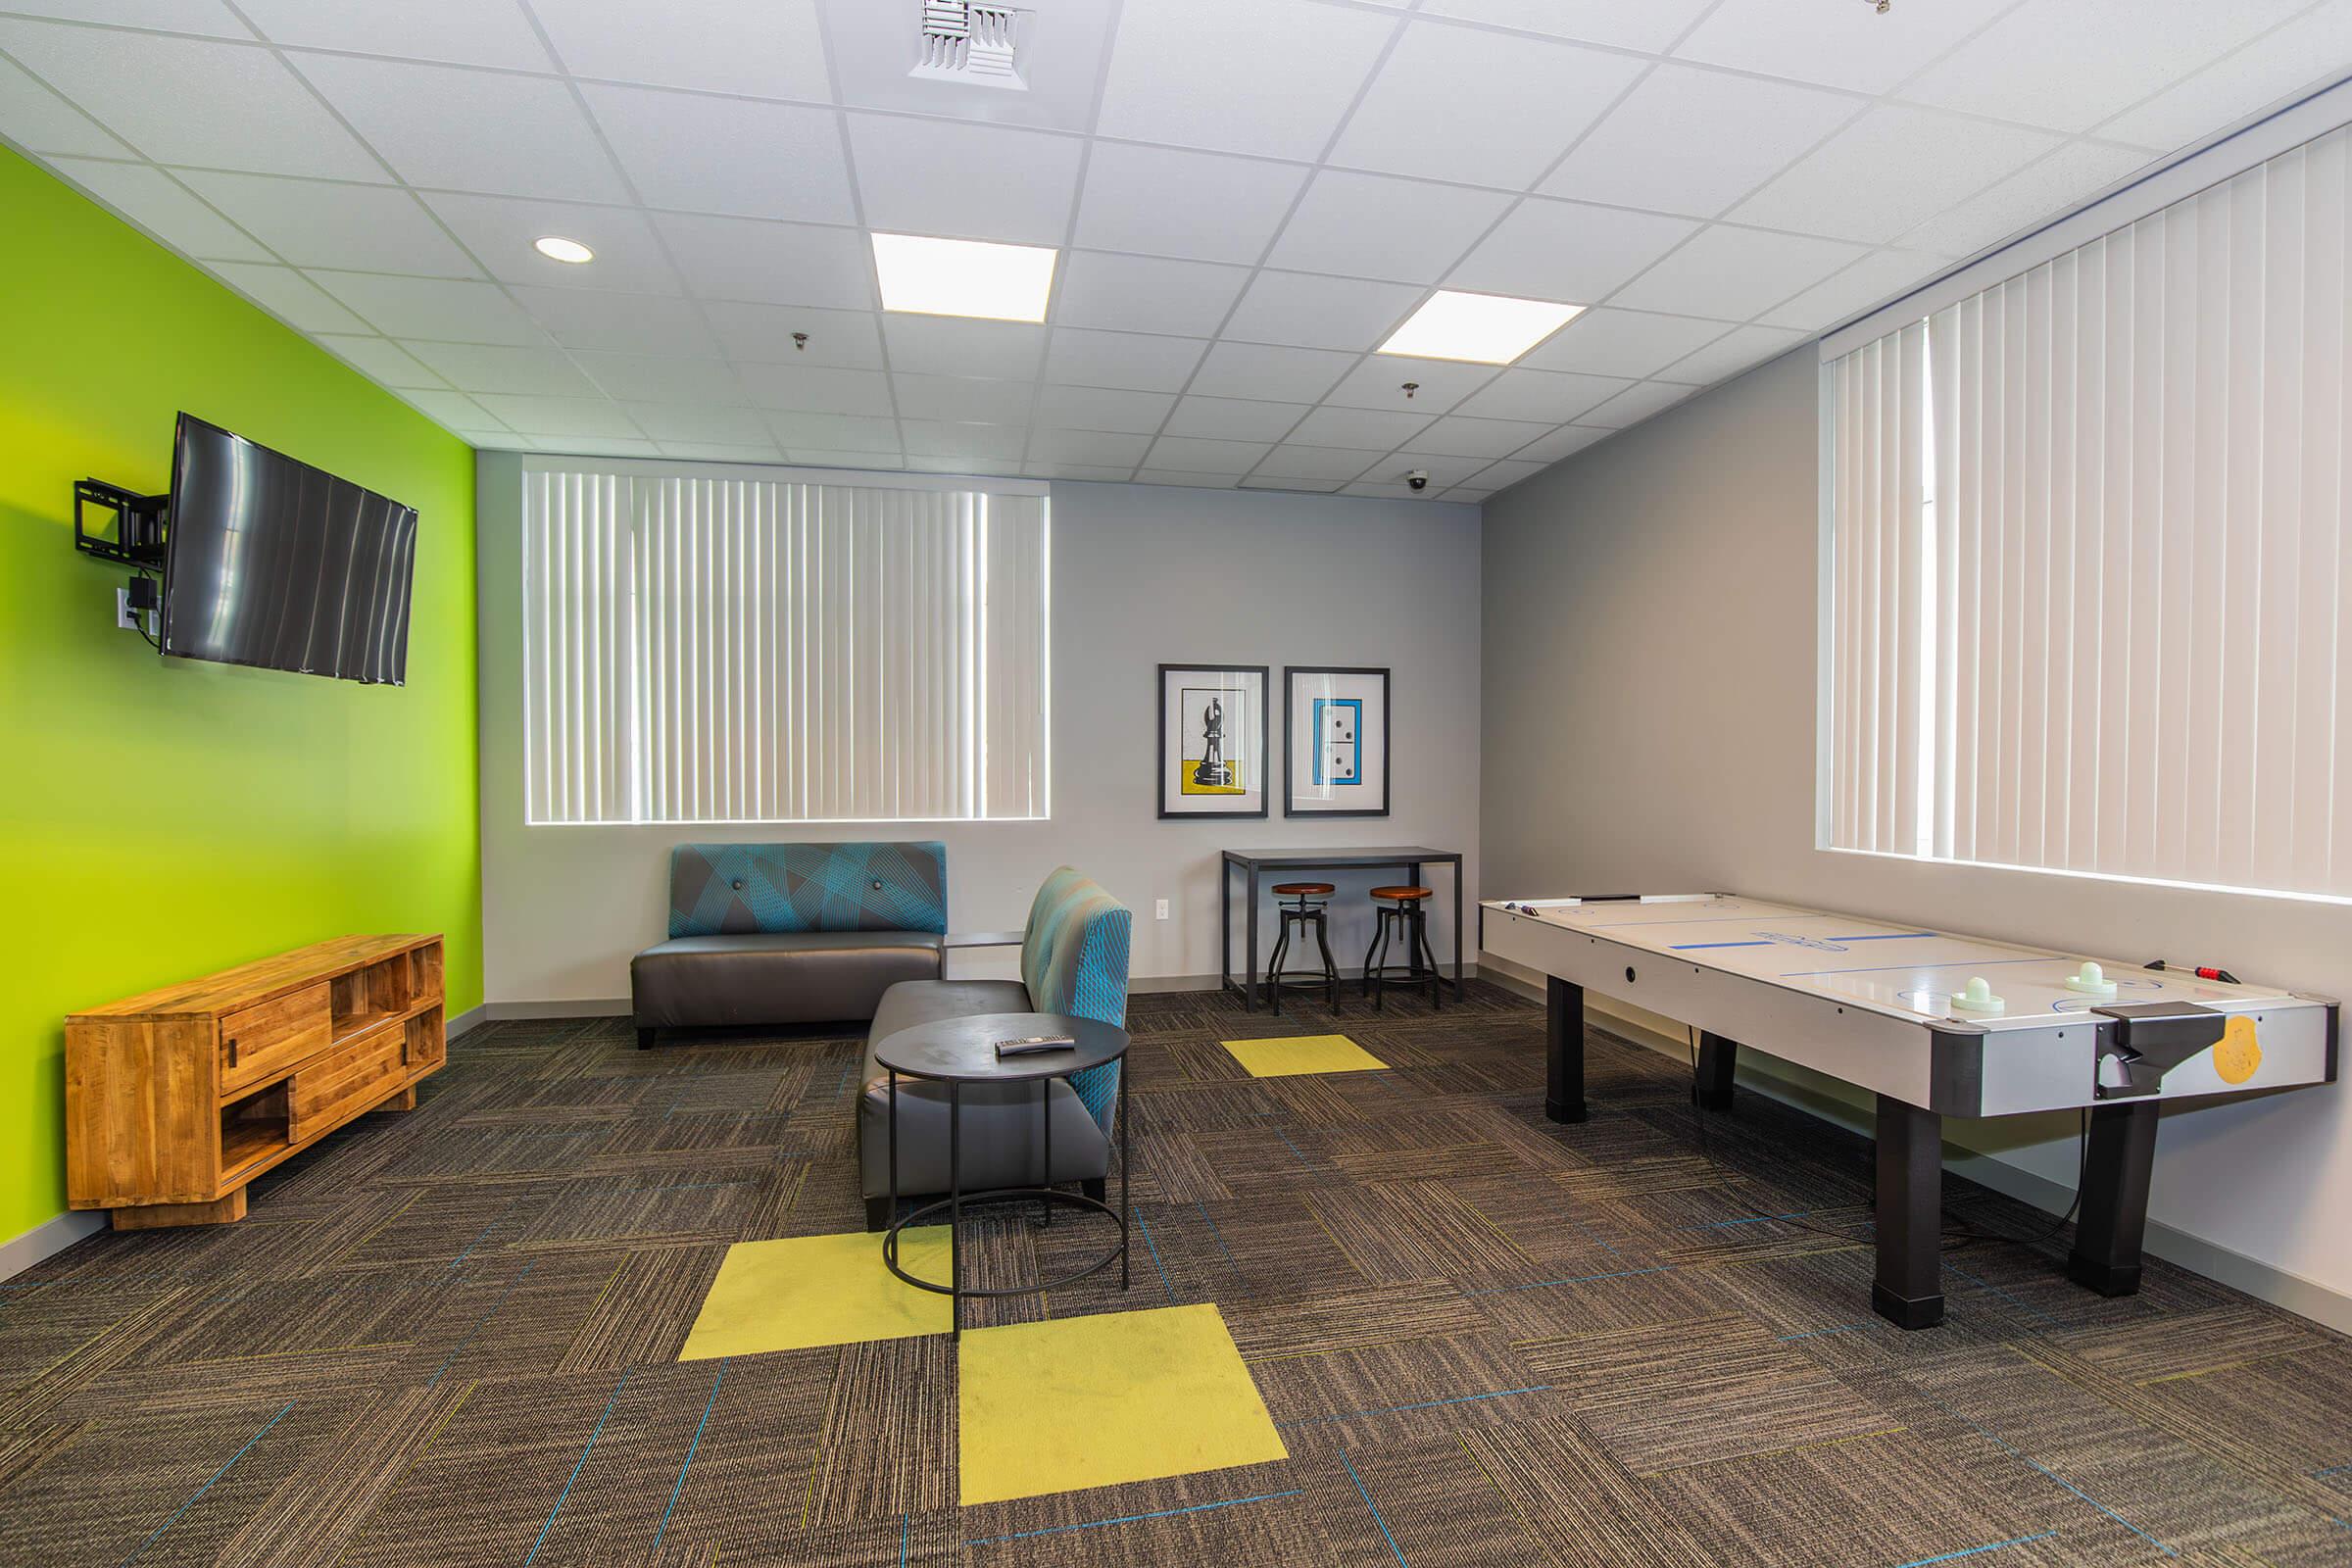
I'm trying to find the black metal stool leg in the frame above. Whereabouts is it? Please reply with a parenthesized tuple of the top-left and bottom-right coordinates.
(1369, 907, 1395, 1011)
(1360, 918, 1382, 998)
(1265, 913, 1293, 1014)
(1313, 910, 1339, 1012)
(1414, 909, 1442, 1010)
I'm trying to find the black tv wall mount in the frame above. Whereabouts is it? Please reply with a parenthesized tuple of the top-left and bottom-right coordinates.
(74, 477, 169, 567)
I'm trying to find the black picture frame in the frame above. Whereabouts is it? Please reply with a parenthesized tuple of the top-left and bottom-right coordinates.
(1157, 663, 1270, 819)
(1283, 665, 1392, 819)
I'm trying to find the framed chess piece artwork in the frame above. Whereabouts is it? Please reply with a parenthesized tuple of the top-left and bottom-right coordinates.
(1284, 666, 1390, 818)
(1158, 664, 1268, 818)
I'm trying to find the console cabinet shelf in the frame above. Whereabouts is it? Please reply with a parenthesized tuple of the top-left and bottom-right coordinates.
(67, 934, 445, 1228)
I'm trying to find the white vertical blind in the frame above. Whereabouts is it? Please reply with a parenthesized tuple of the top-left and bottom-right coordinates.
(1826, 121, 2351, 902)
(523, 467, 1050, 825)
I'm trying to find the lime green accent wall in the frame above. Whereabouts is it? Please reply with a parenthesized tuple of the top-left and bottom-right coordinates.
(0, 147, 481, 1246)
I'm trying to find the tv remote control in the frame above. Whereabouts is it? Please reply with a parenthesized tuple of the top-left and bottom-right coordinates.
(995, 1036, 1076, 1056)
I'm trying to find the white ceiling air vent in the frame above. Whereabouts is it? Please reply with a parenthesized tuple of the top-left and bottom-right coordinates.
(912, 2, 1027, 91)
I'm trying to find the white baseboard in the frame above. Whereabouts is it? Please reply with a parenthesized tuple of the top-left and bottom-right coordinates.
(480, 967, 1485, 1012)
(1479, 952, 2352, 1334)
(0, 1208, 105, 1282)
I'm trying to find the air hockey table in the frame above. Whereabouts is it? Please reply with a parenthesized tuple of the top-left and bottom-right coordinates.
(1480, 894, 2338, 1329)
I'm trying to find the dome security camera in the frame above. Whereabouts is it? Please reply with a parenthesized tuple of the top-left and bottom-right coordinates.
(1405, 469, 1431, 491)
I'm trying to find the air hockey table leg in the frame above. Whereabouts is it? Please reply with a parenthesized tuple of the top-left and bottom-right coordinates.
(2067, 1102, 2159, 1298)
(1694, 1032, 1738, 1110)
(1873, 1095, 1945, 1329)
(1545, 976, 1588, 1124)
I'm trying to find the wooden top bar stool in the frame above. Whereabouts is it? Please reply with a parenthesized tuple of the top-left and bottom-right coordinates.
(1265, 882, 1340, 1014)
(1362, 886, 1440, 1010)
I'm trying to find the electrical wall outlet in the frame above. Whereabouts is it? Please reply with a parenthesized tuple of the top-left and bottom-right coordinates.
(1154, 899, 1170, 920)
(116, 586, 139, 630)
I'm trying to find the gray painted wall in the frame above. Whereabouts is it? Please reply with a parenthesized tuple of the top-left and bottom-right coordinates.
(476, 457, 1482, 1003)
(1481, 347, 2352, 1309)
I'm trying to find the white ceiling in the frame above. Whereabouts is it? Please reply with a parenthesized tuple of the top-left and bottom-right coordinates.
(2, 0, 2347, 503)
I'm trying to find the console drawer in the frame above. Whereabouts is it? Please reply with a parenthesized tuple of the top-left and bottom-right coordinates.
(220, 984, 331, 1095)
(288, 1024, 405, 1143)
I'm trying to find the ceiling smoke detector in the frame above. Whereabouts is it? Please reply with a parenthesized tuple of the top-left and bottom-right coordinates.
(912, 2, 1027, 90)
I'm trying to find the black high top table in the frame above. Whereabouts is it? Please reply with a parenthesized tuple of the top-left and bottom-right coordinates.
(1221, 847, 1464, 1010)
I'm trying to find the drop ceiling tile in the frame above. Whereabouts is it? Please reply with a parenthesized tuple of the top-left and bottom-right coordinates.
(1448, 199, 1697, 304)
(1029, 429, 1155, 466)
(1240, 474, 1344, 493)
(422, 193, 682, 293)
(1516, 308, 1726, 379)
(313, 335, 447, 388)
(1898, 140, 2153, 261)
(657, 215, 874, 309)
(309, 271, 552, 343)
(0, 1, 246, 34)
(0, 55, 129, 157)
(1728, 105, 2060, 246)
(47, 160, 268, 261)
(1454, 368, 1631, 423)
(1608, 225, 1866, 320)
(1164, 396, 1313, 442)
(177, 172, 478, 275)
(1222, 270, 1421, 352)
(403, 342, 597, 396)
(660, 440, 787, 463)
(1757, 248, 1942, 332)
(1072, 142, 1311, 265)
(1134, 470, 1242, 488)
(1417, 0, 1716, 52)
(902, 420, 1028, 460)
(1470, 457, 1550, 491)
(1657, 322, 1809, 385)
(1674, 0, 2018, 96)
(1186, 341, 1357, 403)
(239, 0, 552, 70)
(1032, 384, 1177, 435)
(881, 316, 1047, 380)
(1334, 22, 1644, 188)
(0, 23, 381, 178)
(1362, 450, 1491, 488)
(472, 393, 642, 438)
(1253, 445, 1382, 481)
(1025, 464, 1137, 482)
(292, 54, 627, 201)
(531, 0, 831, 100)
(792, 447, 906, 469)
(1045, 327, 1208, 392)
(767, 412, 903, 451)
(1408, 415, 1553, 458)
(1902, 0, 2304, 135)
(1578, 379, 1696, 428)
(1323, 355, 1497, 416)
(706, 301, 884, 368)
(506, 287, 717, 355)
(1147, 435, 1274, 472)
(2099, 2, 2352, 150)
(892, 373, 1030, 424)
(1512, 423, 1611, 463)
(570, 352, 747, 404)
(847, 114, 1081, 246)
(1265, 171, 1510, 283)
(818, 0, 1116, 131)
(1096, 0, 1397, 161)
(628, 404, 774, 444)
(585, 85, 853, 222)
(402, 389, 502, 429)
(1284, 405, 1434, 451)
(209, 263, 373, 332)
(1053, 252, 1250, 338)
(1543, 66, 1861, 220)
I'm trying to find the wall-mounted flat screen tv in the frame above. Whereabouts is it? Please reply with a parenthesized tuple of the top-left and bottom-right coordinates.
(161, 414, 419, 685)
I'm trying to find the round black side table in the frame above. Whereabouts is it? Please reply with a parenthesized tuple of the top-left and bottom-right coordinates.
(873, 1011, 1131, 1340)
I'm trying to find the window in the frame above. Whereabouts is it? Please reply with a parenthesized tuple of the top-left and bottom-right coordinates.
(1825, 121, 2351, 901)
(521, 465, 1049, 825)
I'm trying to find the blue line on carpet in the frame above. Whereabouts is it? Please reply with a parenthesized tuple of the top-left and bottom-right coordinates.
(1133, 1208, 1176, 1301)
(1678, 1208, 1823, 1230)
(1341, 1447, 1409, 1566)
(1195, 1201, 1242, 1271)
(1779, 1323, 1873, 1342)
(124, 1399, 295, 1564)
(964, 1489, 1302, 1545)
(1940, 1260, 2061, 1327)
(651, 1358, 724, 1554)
(2315, 1461, 2352, 1478)
(1466, 1264, 1675, 1296)
(834, 1060, 855, 1095)
(900, 1512, 909, 1565)
(1279, 1384, 1553, 1429)
(526, 1367, 632, 1566)
(1893, 1531, 2058, 1566)
(1931, 1398, 2173, 1556)
(428, 1261, 536, 1388)
(450, 1201, 518, 1269)
(1271, 1127, 1318, 1167)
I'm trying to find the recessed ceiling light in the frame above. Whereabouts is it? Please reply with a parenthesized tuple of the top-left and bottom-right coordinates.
(871, 232, 1056, 323)
(533, 235, 595, 265)
(1379, 290, 1583, 365)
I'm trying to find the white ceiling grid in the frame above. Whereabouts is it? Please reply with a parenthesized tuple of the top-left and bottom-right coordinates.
(0, 0, 2346, 502)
